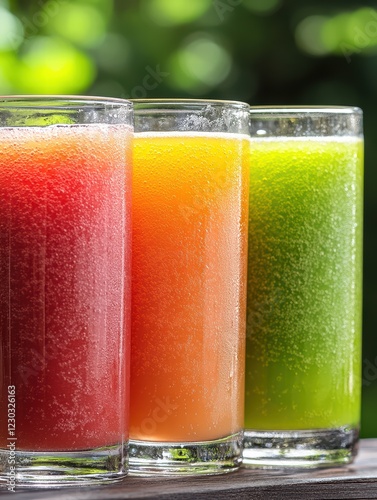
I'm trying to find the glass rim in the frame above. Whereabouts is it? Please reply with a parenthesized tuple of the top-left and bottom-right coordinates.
(0, 95, 133, 110)
(249, 105, 362, 116)
(132, 98, 250, 110)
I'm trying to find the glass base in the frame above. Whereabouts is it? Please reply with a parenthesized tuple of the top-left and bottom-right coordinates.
(0, 443, 127, 488)
(129, 432, 242, 476)
(243, 426, 359, 468)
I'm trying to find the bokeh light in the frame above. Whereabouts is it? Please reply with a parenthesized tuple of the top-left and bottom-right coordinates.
(0, 6, 24, 50)
(47, 2, 107, 48)
(0, 52, 17, 93)
(16, 37, 96, 94)
(296, 8, 377, 57)
(168, 34, 232, 94)
(295, 15, 331, 56)
(142, 0, 212, 26)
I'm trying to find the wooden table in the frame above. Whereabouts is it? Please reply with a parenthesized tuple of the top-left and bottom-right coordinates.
(2, 439, 377, 499)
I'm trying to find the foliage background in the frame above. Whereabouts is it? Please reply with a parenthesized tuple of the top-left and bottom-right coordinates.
(0, 0, 376, 436)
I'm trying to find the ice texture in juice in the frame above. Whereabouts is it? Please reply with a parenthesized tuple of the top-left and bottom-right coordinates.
(245, 137, 363, 430)
(131, 132, 249, 442)
(0, 124, 132, 451)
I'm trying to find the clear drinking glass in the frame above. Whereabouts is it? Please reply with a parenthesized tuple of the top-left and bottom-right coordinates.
(0, 96, 133, 488)
(244, 107, 363, 467)
(130, 99, 250, 475)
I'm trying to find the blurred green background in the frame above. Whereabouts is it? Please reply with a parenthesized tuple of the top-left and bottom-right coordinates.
(0, 0, 375, 436)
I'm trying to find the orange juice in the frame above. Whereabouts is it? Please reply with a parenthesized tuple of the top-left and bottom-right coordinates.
(130, 132, 249, 443)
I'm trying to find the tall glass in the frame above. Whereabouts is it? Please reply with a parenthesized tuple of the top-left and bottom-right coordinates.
(130, 99, 250, 475)
(0, 96, 133, 487)
(244, 107, 363, 467)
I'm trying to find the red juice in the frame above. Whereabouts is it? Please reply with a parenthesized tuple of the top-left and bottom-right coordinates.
(0, 124, 132, 452)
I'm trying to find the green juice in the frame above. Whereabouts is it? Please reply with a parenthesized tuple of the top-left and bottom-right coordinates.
(245, 137, 363, 430)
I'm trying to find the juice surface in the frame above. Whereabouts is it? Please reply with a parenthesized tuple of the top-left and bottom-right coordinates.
(0, 124, 132, 451)
(245, 137, 363, 430)
(131, 132, 249, 442)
